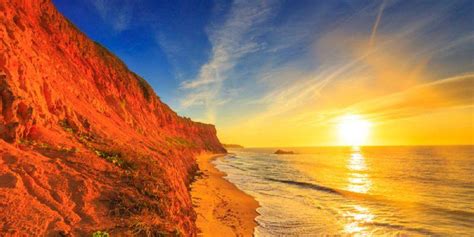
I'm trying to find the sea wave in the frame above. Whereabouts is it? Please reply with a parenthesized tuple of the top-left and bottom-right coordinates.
(265, 177, 474, 225)
(219, 146, 474, 236)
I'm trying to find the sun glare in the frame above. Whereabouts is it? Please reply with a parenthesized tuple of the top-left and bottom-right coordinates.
(337, 115, 371, 146)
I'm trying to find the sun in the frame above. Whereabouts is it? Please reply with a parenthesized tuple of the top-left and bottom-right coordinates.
(337, 114, 371, 146)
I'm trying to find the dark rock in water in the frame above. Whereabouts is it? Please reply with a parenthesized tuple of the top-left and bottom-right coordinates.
(274, 149, 296, 154)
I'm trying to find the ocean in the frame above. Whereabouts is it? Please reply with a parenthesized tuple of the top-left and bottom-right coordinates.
(214, 146, 474, 236)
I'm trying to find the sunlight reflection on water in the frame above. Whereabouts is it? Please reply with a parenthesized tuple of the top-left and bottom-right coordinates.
(347, 148, 371, 194)
(344, 205, 375, 235)
(216, 146, 474, 236)
(345, 148, 374, 235)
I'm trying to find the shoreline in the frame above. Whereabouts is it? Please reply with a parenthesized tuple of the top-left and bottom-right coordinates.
(191, 153, 259, 236)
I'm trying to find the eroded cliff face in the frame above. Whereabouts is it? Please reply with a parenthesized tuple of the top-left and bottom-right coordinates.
(0, 0, 225, 236)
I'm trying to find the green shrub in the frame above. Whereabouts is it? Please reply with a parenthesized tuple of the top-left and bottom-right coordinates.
(92, 231, 109, 237)
(59, 119, 76, 133)
(93, 149, 136, 170)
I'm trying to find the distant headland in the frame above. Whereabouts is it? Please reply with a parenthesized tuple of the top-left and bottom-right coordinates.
(223, 144, 245, 149)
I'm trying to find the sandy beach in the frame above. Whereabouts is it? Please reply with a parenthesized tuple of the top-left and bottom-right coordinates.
(191, 153, 259, 237)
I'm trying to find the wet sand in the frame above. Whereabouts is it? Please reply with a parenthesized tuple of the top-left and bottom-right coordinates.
(191, 153, 259, 237)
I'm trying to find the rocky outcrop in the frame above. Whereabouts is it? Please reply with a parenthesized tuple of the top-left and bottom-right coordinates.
(0, 1, 225, 236)
(274, 149, 296, 155)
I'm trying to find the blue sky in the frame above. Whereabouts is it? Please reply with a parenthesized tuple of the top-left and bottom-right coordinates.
(53, 0, 473, 146)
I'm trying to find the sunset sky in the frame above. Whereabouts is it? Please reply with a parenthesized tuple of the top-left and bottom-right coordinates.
(54, 0, 474, 146)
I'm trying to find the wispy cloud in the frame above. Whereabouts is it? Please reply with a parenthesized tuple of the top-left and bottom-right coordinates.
(369, 0, 386, 47)
(91, 0, 135, 32)
(350, 73, 474, 122)
(155, 32, 187, 79)
(211, 0, 473, 145)
(180, 0, 279, 122)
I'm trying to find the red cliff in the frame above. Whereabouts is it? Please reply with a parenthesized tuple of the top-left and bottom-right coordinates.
(0, 0, 225, 236)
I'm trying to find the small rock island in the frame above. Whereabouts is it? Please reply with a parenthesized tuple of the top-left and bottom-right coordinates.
(274, 149, 296, 155)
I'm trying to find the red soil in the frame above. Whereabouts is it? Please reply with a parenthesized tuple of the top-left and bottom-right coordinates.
(0, 0, 225, 236)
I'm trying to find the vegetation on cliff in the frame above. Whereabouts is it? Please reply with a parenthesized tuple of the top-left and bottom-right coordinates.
(0, 1, 225, 236)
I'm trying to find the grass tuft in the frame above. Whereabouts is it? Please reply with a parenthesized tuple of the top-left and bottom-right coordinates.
(92, 231, 109, 237)
(131, 221, 171, 237)
(59, 119, 77, 133)
(93, 148, 136, 170)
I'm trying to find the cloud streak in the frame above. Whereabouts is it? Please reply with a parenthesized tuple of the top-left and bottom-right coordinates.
(169, 0, 474, 145)
(179, 0, 278, 122)
(350, 73, 474, 122)
(369, 0, 386, 47)
(91, 0, 135, 32)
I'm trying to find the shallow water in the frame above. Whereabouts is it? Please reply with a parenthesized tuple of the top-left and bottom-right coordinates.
(214, 146, 474, 236)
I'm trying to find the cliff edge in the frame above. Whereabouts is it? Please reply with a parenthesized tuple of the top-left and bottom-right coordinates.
(0, 0, 225, 236)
